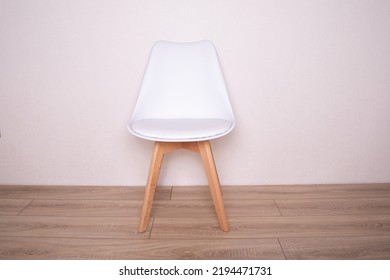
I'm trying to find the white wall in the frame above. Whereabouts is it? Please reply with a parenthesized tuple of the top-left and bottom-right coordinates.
(1, 0, 390, 186)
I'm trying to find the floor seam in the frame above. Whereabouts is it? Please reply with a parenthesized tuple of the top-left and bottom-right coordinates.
(16, 199, 35, 216)
(273, 199, 283, 216)
(277, 238, 288, 260)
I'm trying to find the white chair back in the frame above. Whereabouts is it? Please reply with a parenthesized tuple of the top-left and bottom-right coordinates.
(131, 40, 235, 123)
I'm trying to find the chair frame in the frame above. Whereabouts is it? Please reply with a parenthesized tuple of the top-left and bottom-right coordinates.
(131, 41, 233, 233)
(138, 140, 229, 233)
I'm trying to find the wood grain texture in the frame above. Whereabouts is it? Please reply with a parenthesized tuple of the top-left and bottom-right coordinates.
(0, 185, 171, 200)
(151, 215, 390, 239)
(138, 142, 166, 232)
(0, 199, 32, 216)
(198, 140, 229, 231)
(0, 237, 285, 260)
(171, 184, 390, 200)
(152, 199, 280, 218)
(0, 216, 151, 239)
(1, 184, 390, 259)
(18, 199, 280, 218)
(19, 200, 142, 217)
(279, 236, 390, 260)
(276, 197, 390, 216)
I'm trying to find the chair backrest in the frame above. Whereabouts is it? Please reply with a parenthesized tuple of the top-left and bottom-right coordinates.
(131, 40, 235, 123)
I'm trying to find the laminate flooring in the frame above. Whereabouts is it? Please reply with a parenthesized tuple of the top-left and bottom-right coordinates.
(1, 184, 390, 260)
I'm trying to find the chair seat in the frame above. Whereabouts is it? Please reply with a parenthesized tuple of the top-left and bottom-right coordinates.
(130, 118, 233, 142)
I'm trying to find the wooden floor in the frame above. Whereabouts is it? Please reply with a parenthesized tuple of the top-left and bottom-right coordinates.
(1, 184, 390, 260)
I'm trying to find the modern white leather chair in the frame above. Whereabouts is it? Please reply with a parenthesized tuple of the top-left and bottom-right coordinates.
(128, 40, 235, 232)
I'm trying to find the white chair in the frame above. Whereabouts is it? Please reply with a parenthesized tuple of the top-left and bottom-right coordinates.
(128, 40, 235, 232)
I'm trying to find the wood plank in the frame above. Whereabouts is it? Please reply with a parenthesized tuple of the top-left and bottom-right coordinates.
(0, 199, 32, 216)
(151, 215, 390, 239)
(19, 200, 142, 217)
(1, 184, 390, 260)
(171, 184, 390, 200)
(152, 200, 280, 218)
(0, 237, 285, 260)
(279, 236, 390, 260)
(0, 216, 151, 239)
(19, 199, 280, 218)
(0, 185, 171, 200)
(276, 197, 390, 216)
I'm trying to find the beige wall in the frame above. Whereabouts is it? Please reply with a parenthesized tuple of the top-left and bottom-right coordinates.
(1, 0, 390, 186)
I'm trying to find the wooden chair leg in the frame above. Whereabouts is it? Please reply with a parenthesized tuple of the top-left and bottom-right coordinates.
(138, 142, 165, 232)
(198, 141, 230, 232)
(138, 140, 229, 233)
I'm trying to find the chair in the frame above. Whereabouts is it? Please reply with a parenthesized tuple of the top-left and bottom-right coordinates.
(128, 40, 235, 232)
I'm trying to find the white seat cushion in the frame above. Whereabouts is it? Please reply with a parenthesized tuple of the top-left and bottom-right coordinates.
(130, 118, 233, 142)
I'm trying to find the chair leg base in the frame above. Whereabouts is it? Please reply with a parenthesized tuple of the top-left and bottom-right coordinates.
(137, 141, 230, 233)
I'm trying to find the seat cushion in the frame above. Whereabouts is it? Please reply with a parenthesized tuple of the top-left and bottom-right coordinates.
(130, 118, 233, 142)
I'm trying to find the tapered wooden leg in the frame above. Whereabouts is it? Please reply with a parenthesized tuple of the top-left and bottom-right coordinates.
(138, 140, 229, 233)
(198, 141, 230, 232)
(138, 142, 165, 232)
